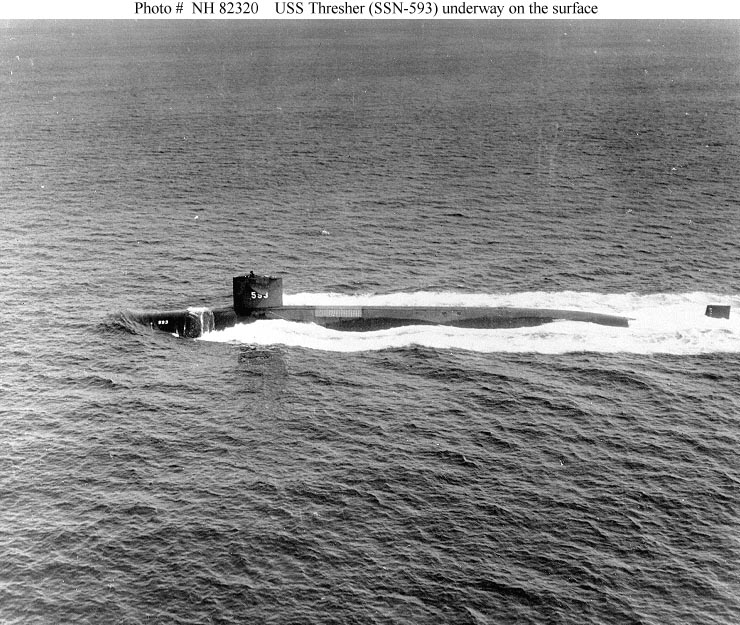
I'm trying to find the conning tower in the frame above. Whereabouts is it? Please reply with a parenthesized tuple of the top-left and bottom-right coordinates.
(233, 273, 283, 315)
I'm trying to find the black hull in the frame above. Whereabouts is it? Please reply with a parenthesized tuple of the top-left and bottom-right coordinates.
(134, 305, 629, 338)
(220, 305, 630, 330)
(132, 273, 631, 339)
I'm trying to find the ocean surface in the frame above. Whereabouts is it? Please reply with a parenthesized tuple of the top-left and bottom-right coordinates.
(2, 19, 739, 624)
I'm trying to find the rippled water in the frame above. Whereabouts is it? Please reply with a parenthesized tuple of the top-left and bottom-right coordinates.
(2, 20, 739, 624)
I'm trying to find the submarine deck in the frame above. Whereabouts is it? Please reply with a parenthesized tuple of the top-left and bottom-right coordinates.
(214, 305, 630, 332)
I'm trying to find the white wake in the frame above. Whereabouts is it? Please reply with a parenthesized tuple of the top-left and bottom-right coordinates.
(198, 292, 740, 354)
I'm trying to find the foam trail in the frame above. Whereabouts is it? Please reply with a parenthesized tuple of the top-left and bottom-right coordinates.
(199, 292, 740, 354)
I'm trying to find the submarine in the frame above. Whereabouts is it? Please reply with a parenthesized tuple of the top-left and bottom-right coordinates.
(134, 272, 632, 339)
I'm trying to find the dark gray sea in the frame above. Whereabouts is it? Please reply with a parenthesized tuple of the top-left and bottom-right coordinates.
(2, 19, 739, 624)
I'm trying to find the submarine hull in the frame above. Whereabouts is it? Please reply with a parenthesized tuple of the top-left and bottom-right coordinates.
(135, 305, 628, 338)
(212, 305, 629, 333)
(133, 273, 631, 338)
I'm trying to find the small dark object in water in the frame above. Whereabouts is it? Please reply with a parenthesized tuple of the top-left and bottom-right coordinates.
(705, 305, 731, 319)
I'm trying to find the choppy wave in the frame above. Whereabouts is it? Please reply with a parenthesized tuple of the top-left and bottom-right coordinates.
(199, 291, 740, 354)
